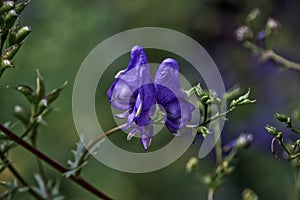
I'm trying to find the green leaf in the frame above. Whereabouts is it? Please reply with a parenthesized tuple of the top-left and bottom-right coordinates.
(197, 126, 212, 138)
(230, 89, 256, 107)
(15, 84, 37, 103)
(42, 81, 67, 106)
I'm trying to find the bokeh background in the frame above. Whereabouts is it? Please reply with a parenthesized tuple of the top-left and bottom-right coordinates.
(1, 0, 300, 199)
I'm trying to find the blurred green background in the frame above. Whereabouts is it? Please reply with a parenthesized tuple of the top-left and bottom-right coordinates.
(1, 0, 300, 199)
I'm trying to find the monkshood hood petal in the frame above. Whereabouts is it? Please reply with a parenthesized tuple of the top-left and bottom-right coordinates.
(107, 46, 156, 150)
(155, 58, 195, 134)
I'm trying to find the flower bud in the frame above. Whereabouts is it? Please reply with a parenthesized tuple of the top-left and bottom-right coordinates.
(14, 26, 31, 44)
(14, 105, 30, 125)
(15, 85, 36, 103)
(15, 1, 30, 14)
(2, 44, 22, 60)
(4, 9, 18, 29)
(274, 113, 289, 123)
(242, 188, 258, 200)
(235, 26, 253, 41)
(265, 124, 280, 136)
(0, 59, 14, 77)
(197, 126, 212, 138)
(266, 18, 280, 31)
(246, 8, 261, 24)
(186, 157, 199, 173)
(0, 1, 14, 15)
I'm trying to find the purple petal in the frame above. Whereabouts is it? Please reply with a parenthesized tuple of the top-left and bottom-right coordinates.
(140, 124, 153, 150)
(127, 126, 139, 140)
(107, 46, 152, 111)
(135, 83, 156, 127)
(155, 58, 195, 133)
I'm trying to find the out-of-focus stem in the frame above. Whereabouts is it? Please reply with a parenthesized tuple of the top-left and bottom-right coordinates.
(208, 188, 214, 200)
(261, 50, 300, 71)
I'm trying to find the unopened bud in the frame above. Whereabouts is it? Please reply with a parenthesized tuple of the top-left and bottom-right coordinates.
(267, 18, 280, 31)
(246, 8, 261, 23)
(235, 26, 253, 41)
(0, 1, 14, 15)
(186, 157, 199, 173)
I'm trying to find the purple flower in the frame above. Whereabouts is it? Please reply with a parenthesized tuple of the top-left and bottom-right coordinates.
(155, 58, 195, 133)
(107, 46, 195, 150)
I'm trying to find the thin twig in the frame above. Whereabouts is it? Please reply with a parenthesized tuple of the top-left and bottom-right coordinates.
(0, 124, 113, 200)
(0, 153, 43, 200)
(261, 50, 300, 71)
(75, 124, 127, 176)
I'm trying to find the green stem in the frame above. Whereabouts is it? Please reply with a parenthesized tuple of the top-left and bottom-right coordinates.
(31, 132, 52, 200)
(261, 50, 300, 71)
(75, 124, 127, 176)
(199, 107, 235, 127)
(0, 124, 113, 200)
(291, 166, 300, 200)
(208, 188, 214, 200)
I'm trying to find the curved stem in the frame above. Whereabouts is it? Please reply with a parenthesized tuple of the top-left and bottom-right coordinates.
(0, 124, 113, 200)
(75, 124, 127, 176)
(261, 50, 300, 71)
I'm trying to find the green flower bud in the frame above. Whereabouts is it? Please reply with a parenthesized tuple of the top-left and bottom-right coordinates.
(0, 1, 14, 15)
(2, 44, 22, 60)
(266, 18, 280, 31)
(242, 188, 258, 200)
(246, 8, 261, 24)
(274, 113, 289, 123)
(186, 157, 199, 173)
(13, 25, 31, 44)
(236, 133, 253, 149)
(265, 124, 280, 136)
(0, 59, 14, 77)
(15, 85, 36, 103)
(15, 1, 30, 14)
(4, 9, 18, 29)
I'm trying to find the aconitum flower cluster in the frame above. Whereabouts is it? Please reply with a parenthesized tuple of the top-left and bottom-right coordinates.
(107, 46, 195, 150)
